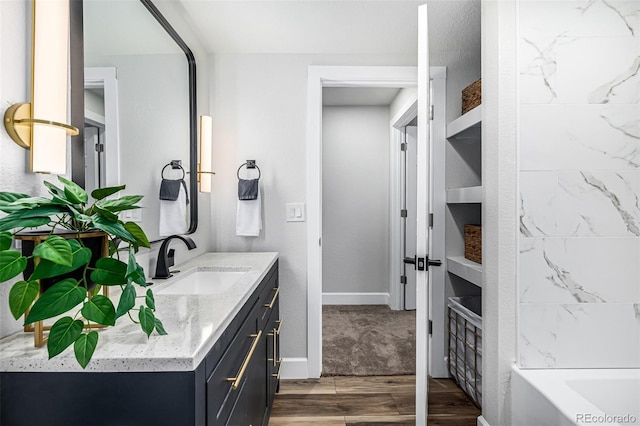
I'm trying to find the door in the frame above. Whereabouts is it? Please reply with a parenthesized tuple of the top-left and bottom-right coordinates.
(415, 4, 432, 425)
(402, 124, 418, 311)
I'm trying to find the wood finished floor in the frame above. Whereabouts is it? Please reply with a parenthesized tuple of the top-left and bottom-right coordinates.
(269, 376, 480, 425)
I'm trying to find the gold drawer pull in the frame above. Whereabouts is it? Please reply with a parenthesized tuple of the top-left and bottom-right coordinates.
(225, 329, 263, 390)
(264, 287, 280, 309)
(275, 319, 283, 335)
(272, 359, 283, 380)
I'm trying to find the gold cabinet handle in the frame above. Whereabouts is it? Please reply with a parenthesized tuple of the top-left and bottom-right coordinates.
(264, 287, 280, 309)
(272, 359, 283, 380)
(225, 330, 263, 390)
(275, 319, 283, 335)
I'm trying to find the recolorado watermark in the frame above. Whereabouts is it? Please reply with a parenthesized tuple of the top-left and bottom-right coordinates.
(576, 413, 638, 424)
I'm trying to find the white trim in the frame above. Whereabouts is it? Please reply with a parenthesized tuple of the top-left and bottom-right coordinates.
(477, 416, 490, 426)
(307, 65, 418, 379)
(389, 97, 418, 311)
(322, 292, 390, 306)
(84, 67, 120, 188)
(280, 357, 309, 380)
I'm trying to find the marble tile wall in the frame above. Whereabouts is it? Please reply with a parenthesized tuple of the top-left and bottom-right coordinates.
(518, 0, 640, 368)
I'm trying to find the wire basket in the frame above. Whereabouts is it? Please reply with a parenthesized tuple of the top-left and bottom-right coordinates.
(448, 296, 482, 408)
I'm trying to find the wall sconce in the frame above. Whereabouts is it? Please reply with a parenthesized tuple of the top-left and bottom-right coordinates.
(3, 0, 78, 175)
(198, 115, 215, 192)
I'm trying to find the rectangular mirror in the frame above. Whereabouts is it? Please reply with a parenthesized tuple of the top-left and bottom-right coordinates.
(76, 0, 198, 242)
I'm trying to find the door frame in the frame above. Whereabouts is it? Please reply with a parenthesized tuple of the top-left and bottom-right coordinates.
(84, 67, 120, 188)
(306, 66, 418, 379)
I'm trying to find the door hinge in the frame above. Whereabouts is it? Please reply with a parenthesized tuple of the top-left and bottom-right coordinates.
(401, 143, 407, 151)
(401, 209, 407, 218)
(428, 213, 434, 228)
(400, 275, 407, 284)
(95, 143, 104, 153)
(428, 320, 433, 335)
(430, 105, 434, 121)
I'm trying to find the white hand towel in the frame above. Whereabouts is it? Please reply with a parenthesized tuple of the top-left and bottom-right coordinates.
(159, 183, 188, 237)
(236, 186, 262, 237)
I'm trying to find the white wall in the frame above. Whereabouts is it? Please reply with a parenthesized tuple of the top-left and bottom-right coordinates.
(321, 106, 390, 296)
(517, 0, 640, 369)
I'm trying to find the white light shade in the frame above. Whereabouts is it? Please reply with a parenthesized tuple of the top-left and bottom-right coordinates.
(31, 0, 70, 174)
(199, 115, 213, 192)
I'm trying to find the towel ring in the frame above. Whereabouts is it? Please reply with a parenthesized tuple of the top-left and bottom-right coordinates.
(162, 163, 185, 180)
(237, 162, 261, 180)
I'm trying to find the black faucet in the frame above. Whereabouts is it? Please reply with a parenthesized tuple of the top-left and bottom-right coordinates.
(153, 235, 197, 279)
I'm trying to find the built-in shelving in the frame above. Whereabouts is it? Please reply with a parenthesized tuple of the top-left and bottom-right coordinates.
(446, 105, 482, 140)
(446, 186, 483, 204)
(446, 256, 482, 287)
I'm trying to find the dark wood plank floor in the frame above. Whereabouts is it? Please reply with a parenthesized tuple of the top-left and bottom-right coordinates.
(269, 376, 480, 425)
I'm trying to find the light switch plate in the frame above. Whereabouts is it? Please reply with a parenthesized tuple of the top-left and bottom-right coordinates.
(286, 203, 305, 222)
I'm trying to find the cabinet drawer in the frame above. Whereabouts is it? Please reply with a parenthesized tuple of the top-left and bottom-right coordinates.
(207, 310, 259, 425)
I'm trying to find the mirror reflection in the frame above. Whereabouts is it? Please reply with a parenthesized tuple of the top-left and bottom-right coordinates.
(83, 0, 191, 242)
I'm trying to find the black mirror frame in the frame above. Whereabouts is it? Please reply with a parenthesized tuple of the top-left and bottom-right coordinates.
(69, 0, 198, 237)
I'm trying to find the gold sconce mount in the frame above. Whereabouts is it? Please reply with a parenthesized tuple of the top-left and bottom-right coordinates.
(4, 102, 79, 150)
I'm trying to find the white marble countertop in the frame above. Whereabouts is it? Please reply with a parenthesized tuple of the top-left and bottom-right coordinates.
(0, 252, 278, 373)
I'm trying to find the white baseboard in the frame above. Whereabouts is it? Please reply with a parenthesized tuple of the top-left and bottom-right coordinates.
(280, 357, 309, 379)
(322, 292, 390, 305)
(477, 415, 489, 426)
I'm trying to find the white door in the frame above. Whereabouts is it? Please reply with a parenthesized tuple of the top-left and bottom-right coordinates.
(415, 4, 432, 424)
(402, 124, 418, 311)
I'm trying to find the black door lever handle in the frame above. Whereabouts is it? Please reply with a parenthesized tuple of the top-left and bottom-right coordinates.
(428, 258, 442, 267)
(403, 256, 416, 265)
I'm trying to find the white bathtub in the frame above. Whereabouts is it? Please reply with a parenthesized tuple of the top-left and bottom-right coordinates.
(512, 366, 640, 426)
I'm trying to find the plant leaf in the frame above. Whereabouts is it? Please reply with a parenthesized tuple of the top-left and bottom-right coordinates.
(98, 195, 143, 213)
(123, 222, 150, 249)
(115, 283, 136, 319)
(58, 176, 88, 204)
(8, 280, 39, 319)
(32, 235, 72, 267)
(126, 250, 146, 286)
(47, 317, 83, 359)
(0, 250, 27, 282)
(81, 294, 115, 326)
(91, 185, 125, 201)
(94, 205, 119, 222)
(25, 279, 86, 323)
(0, 192, 30, 203)
(31, 246, 91, 281)
(0, 216, 50, 232)
(43, 181, 66, 199)
(92, 216, 135, 242)
(90, 258, 127, 285)
(154, 318, 168, 335)
(138, 305, 155, 338)
(145, 289, 155, 310)
(74, 331, 98, 369)
(0, 232, 13, 251)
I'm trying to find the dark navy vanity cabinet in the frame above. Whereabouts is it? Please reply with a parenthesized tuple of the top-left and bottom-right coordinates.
(0, 260, 281, 426)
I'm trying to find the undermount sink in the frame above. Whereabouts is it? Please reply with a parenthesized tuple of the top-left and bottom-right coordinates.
(156, 267, 250, 295)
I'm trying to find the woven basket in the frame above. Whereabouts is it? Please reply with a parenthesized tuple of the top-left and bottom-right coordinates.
(464, 224, 482, 264)
(462, 78, 482, 114)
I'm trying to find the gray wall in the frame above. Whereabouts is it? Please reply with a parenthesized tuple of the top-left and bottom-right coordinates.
(321, 106, 390, 296)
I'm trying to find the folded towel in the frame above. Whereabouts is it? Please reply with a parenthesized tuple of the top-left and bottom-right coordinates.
(236, 186, 262, 237)
(238, 178, 259, 200)
(159, 179, 189, 203)
(159, 180, 188, 237)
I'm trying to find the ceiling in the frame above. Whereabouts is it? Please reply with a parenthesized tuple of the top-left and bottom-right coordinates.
(174, 0, 481, 67)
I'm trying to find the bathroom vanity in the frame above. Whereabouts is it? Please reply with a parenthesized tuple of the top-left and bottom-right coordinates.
(0, 252, 280, 426)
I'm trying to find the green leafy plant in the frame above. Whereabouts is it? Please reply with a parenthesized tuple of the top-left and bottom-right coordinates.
(0, 176, 166, 368)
